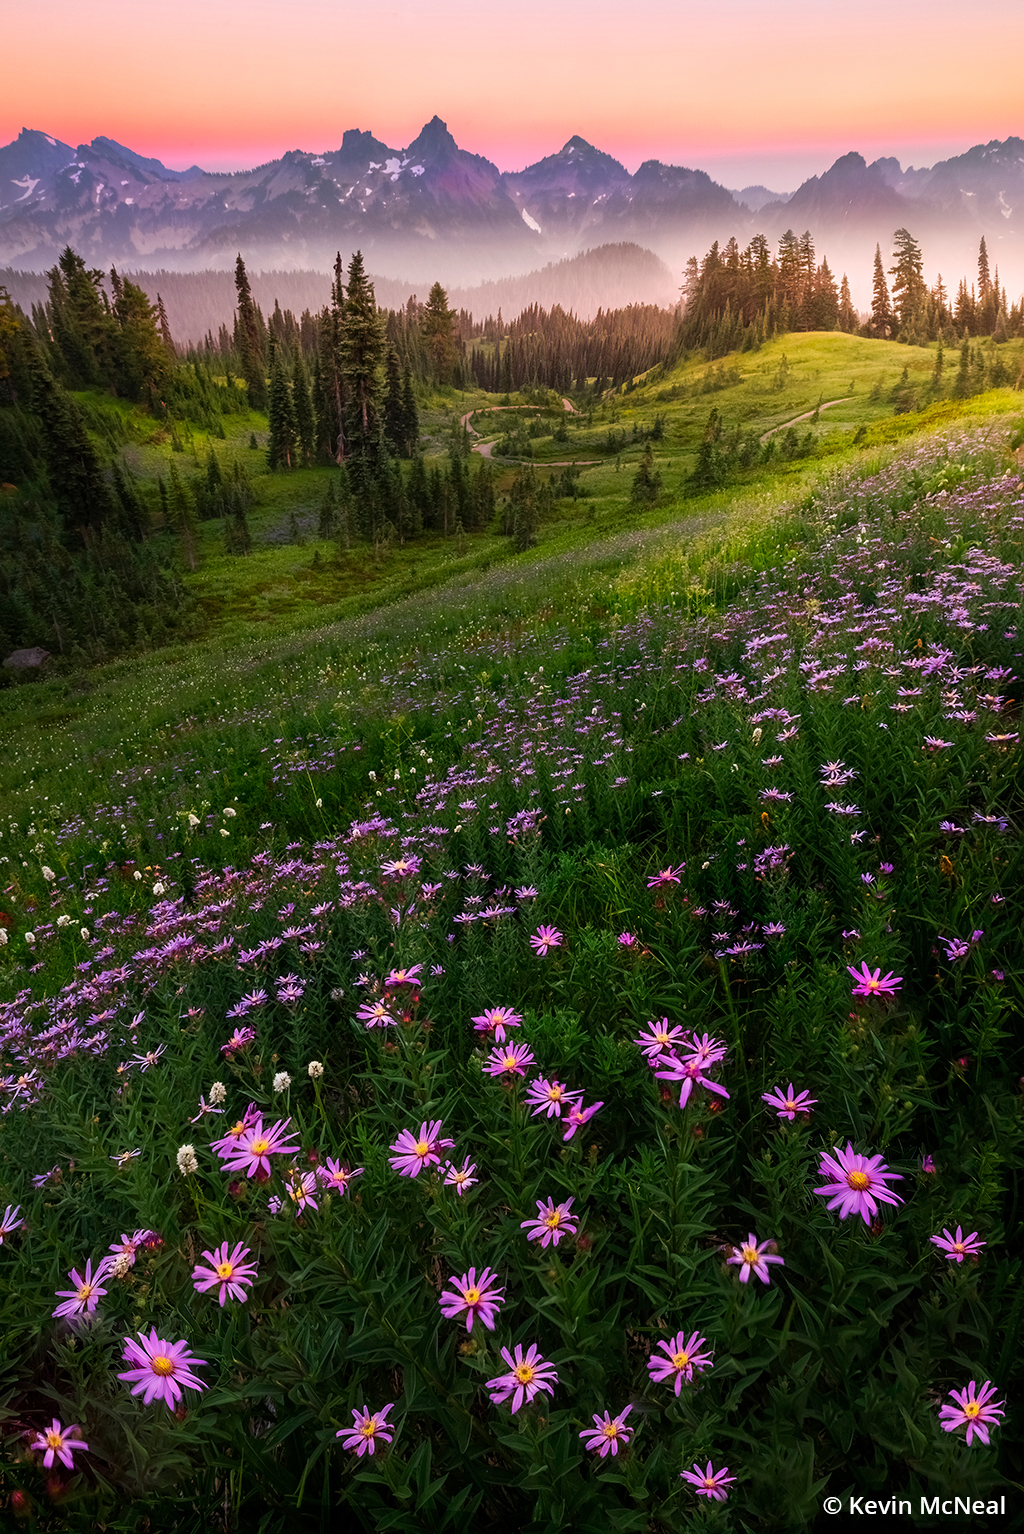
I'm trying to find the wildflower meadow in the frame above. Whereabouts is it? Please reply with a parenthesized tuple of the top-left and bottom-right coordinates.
(0, 427, 1020, 1530)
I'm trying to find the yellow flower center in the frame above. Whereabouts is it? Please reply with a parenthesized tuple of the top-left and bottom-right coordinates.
(847, 1170, 870, 1190)
(785, 1098, 797, 1111)
(415, 1140, 430, 1156)
(46, 1430, 64, 1449)
(501, 1054, 516, 1069)
(360, 1420, 378, 1438)
(513, 1363, 535, 1385)
(544, 1210, 562, 1228)
(603, 1423, 619, 1438)
(250, 1138, 270, 1156)
(216, 1261, 235, 1279)
(964, 1401, 980, 1418)
(76, 1283, 93, 1301)
(741, 1245, 759, 1264)
(464, 1287, 480, 1305)
(151, 1355, 175, 1376)
(548, 1085, 563, 1100)
(672, 1351, 690, 1370)
(229, 1120, 246, 1137)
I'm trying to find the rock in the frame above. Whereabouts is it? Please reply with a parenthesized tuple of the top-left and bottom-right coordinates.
(3, 647, 51, 670)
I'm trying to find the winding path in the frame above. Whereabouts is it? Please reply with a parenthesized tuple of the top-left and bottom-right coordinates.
(460, 399, 602, 467)
(759, 396, 854, 443)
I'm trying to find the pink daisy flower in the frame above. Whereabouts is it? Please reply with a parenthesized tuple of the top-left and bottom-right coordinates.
(761, 1083, 817, 1120)
(521, 1195, 577, 1248)
(813, 1142, 904, 1224)
(579, 1405, 633, 1457)
(847, 961, 902, 998)
(118, 1329, 208, 1410)
(355, 999, 396, 1029)
(647, 1330, 714, 1393)
(28, 1418, 89, 1471)
(524, 1078, 582, 1119)
(486, 1343, 559, 1412)
(726, 1233, 785, 1284)
(655, 1054, 730, 1111)
(107, 1229, 154, 1269)
(939, 1379, 1004, 1447)
(529, 924, 563, 956)
(388, 1119, 454, 1177)
(484, 1042, 535, 1077)
(336, 1402, 394, 1456)
(216, 1114, 300, 1179)
(53, 1258, 109, 1321)
(562, 1099, 604, 1141)
(471, 1006, 523, 1042)
(438, 1267, 505, 1331)
(647, 864, 685, 888)
(930, 1226, 985, 1263)
(384, 963, 422, 985)
(681, 1461, 735, 1501)
(192, 1241, 258, 1305)
(283, 1167, 319, 1212)
(443, 1158, 478, 1195)
(316, 1158, 364, 1195)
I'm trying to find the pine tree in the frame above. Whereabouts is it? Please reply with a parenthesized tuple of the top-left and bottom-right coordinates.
(31, 356, 116, 543)
(167, 461, 199, 570)
(111, 276, 169, 399)
(383, 345, 406, 456)
(630, 443, 663, 504)
(234, 254, 266, 409)
(401, 366, 419, 457)
(838, 274, 858, 332)
(870, 246, 894, 338)
(977, 237, 991, 299)
(156, 294, 175, 355)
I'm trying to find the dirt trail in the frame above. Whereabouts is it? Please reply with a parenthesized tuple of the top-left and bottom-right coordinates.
(460, 399, 599, 466)
(760, 397, 854, 443)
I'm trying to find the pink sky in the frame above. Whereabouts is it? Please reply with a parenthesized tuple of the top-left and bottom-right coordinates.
(6, 0, 1022, 188)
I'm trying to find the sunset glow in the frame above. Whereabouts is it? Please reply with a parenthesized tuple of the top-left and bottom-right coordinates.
(6, 0, 1022, 184)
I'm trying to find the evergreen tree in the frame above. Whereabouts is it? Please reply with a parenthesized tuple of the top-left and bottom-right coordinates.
(111, 275, 170, 399)
(977, 237, 991, 299)
(838, 274, 858, 332)
(292, 350, 315, 466)
(383, 345, 406, 456)
(340, 251, 387, 470)
(889, 229, 926, 337)
(31, 357, 116, 543)
(630, 443, 663, 504)
(421, 281, 458, 384)
(401, 366, 419, 457)
(156, 293, 175, 355)
(166, 461, 200, 570)
(234, 254, 266, 409)
(870, 246, 894, 338)
(266, 346, 298, 469)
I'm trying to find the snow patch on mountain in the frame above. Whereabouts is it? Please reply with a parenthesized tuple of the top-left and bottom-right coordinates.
(521, 207, 542, 233)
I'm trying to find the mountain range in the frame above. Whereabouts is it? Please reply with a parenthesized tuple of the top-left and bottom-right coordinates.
(2, 119, 1023, 301)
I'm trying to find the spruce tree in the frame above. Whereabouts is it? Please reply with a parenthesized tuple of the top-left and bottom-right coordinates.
(234, 254, 266, 409)
(401, 366, 419, 457)
(266, 346, 298, 469)
(340, 251, 387, 470)
(422, 281, 458, 384)
(870, 246, 894, 338)
(838, 274, 858, 333)
(31, 356, 116, 543)
(383, 345, 406, 456)
(292, 351, 315, 466)
(889, 229, 925, 337)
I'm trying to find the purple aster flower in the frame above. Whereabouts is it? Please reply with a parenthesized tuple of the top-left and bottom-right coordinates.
(355, 999, 396, 1029)
(337, 1403, 395, 1455)
(28, 1418, 89, 1471)
(53, 1258, 109, 1320)
(847, 961, 902, 998)
(681, 1461, 735, 1501)
(484, 1042, 535, 1077)
(192, 1241, 258, 1305)
(529, 924, 563, 956)
(814, 1142, 904, 1223)
(617, 931, 638, 948)
(579, 1405, 633, 1457)
(655, 1054, 729, 1111)
(921, 1154, 937, 1175)
(316, 1158, 363, 1195)
(221, 1026, 256, 1056)
(117, 1329, 208, 1410)
(647, 1330, 714, 1393)
(388, 1119, 454, 1177)
(471, 1006, 523, 1042)
(725, 1233, 784, 1284)
(761, 1083, 817, 1121)
(283, 1167, 319, 1212)
(384, 964, 422, 987)
(930, 1226, 985, 1263)
(562, 1099, 603, 1140)
(443, 1158, 478, 1195)
(633, 1019, 687, 1061)
(647, 864, 685, 888)
(521, 1195, 577, 1247)
(107, 1229, 154, 1268)
(486, 1343, 559, 1412)
(438, 1266, 505, 1331)
(524, 1077, 581, 1118)
(217, 1115, 300, 1179)
(0, 1205, 23, 1245)
(939, 1380, 1005, 1447)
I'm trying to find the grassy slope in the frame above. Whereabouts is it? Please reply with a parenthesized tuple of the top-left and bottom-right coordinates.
(1, 333, 1022, 833)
